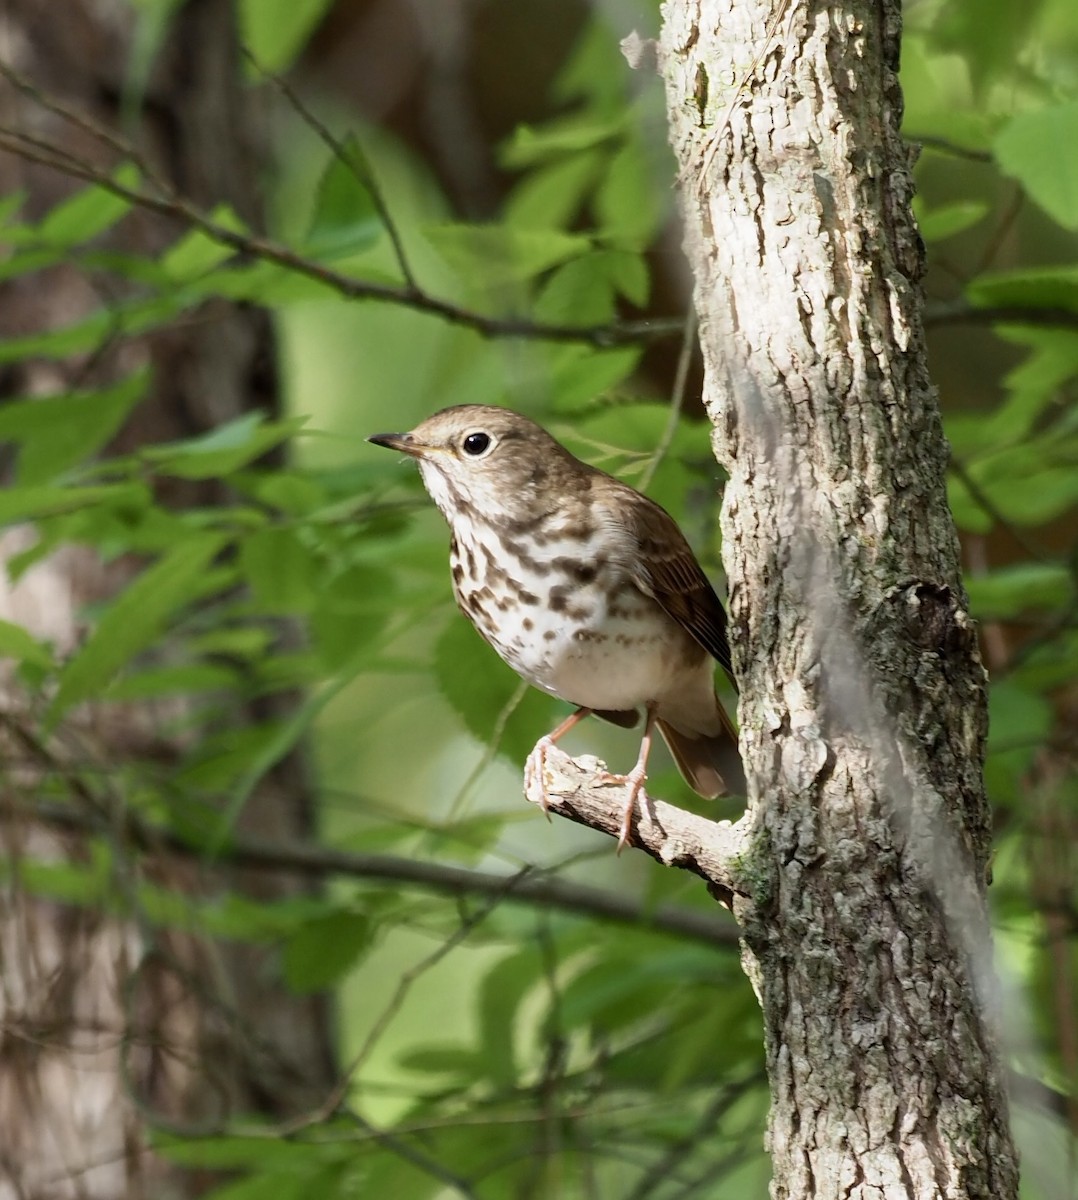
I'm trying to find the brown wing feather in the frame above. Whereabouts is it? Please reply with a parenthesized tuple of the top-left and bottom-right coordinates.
(615, 486, 734, 676)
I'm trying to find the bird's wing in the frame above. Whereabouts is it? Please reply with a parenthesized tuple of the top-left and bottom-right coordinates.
(615, 486, 734, 675)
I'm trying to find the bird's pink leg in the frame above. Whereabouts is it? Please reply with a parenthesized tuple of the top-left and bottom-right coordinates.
(524, 707, 592, 817)
(599, 702, 658, 853)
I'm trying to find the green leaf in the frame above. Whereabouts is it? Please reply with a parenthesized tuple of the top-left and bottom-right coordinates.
(161, 206, 245, 280)
(178, 720, 289, 793)
(964, 438, 1078, 526)
(433, 618, 559, 766)
(594, 140, 663, 245)
(36, 164, 139, 246)
(238, 0, 336, 73)
(424, 224, 591, 288)
(966, 564, 1074, 619)
(1010, 630, 1078, 695)
(534, 257, 617, 326)
(7, 856, 111, 907)
(477, 949, 543, 1086)
(106, 662, 238, 701)
(551, 15, 637, 109)
(0, 483, 144, 528)
(987, 680, 1054, 796)
(154, 1133, 320, 1170)
(282, 911, 371, 993)
(601, 250, 650, 307)
(503, 151, 603, 230)
(946, 330, 1078, 460)
(994, 101, 1078, 230)
(309, 563, 393, 665)
(0, 192, 26, 228)
(50, 534, 226, 721)
(501, 116, 624, 169)
(189, 625, 274, 659)
(932, 0, 1046, 96)
(240, 527, 321, 613)
(534, 251, 650, 327)
(0, 293, 195, 363)
(543, 344, 642, 410)
(305, 135, 383, 259)
(0, 370, 148, 484)
(966, 266, 1078, 315)
(915, 200, 989, 243)
(234, 469, 327, 516)
(0, 620, 54, 669)
(0, 247, 66, 282)
(899, 34, 990, 150)
(396, 1046, 484, 1079)
(947, 473, 991, 534)
(142, 413, 306, 479)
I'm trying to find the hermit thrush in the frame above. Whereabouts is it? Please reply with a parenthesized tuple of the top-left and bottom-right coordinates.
(369, 405, 744, 850)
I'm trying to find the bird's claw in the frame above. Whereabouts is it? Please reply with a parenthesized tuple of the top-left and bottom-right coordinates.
(598, 765, 649, 854)
(523, 735, 556, 820)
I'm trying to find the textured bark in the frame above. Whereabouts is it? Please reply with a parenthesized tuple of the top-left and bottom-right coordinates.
(656, 1, 1020, 1197)
(0, 3, 336, 1197)
(524, 745, 750, 900)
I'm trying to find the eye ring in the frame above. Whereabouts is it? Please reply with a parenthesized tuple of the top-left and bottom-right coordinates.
(462, 431, 493, 457)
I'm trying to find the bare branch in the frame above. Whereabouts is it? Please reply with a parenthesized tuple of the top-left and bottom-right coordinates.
(0, 66, 685, 349)
(240, 47, 420, 293)
(23, 798, 742, 946)
(908, 134, 994, 163)
(925, 299, 1078, 333)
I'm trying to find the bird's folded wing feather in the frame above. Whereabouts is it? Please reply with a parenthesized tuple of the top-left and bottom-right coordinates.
(618, 489, 734, 675)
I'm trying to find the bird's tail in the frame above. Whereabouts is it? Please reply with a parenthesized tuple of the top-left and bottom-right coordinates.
(656, 698, 745, 799)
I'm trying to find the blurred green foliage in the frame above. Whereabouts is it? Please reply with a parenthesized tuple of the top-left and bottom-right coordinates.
(1, 0, 1076, 1197)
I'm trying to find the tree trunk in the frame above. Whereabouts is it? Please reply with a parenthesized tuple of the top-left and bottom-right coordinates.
(658, 0, 1020, 1196)
(0, 3, 336, 1197)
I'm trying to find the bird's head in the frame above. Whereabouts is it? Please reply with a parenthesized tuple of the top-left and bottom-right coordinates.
(368, 405, 580, 524)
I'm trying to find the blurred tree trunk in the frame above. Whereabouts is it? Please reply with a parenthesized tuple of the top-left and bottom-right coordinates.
(658, 1, 1020, 1196)
(0, 2, 336, 1197)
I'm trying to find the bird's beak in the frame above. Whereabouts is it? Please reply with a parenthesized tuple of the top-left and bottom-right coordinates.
(367, 431, 426, 458)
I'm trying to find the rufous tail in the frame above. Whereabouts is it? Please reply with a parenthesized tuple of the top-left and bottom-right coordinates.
(656, 699, 745, 799)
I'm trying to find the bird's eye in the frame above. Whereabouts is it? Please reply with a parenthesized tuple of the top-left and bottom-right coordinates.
(462, 431, 492, 456)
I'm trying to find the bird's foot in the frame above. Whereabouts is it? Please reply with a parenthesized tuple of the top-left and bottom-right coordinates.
(523, 736, 557, 820)
(598, 764, 650, 854)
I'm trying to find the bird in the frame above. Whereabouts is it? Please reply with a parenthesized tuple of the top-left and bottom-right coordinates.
(368, 405, 744, 850)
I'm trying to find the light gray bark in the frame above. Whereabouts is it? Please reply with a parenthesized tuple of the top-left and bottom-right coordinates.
(653, 1, 1019, 1197)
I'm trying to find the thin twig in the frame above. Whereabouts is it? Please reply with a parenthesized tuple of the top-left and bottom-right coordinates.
(973, 185, 1025, 278)
(625, 1074, 763, 1200)
(0, 125, 680, 348)
(949, 457, 1046, 561)
(0, 59, 158, 184)
(925, 300, 1078, 333)
(22, 797, 742, 946)
(639, 308, 697, 492)
(276, 874, 533, 1135)
(240, 47, 419, 292)
(908, 134, 994, 163)
(447, 678, 530, 820)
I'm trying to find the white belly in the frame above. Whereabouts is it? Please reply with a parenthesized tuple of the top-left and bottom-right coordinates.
(450, 525, 703, 714)
(515, 587, 688, 710)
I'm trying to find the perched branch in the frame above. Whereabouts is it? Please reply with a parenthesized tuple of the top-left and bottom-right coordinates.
(523, 745, 752, 907)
